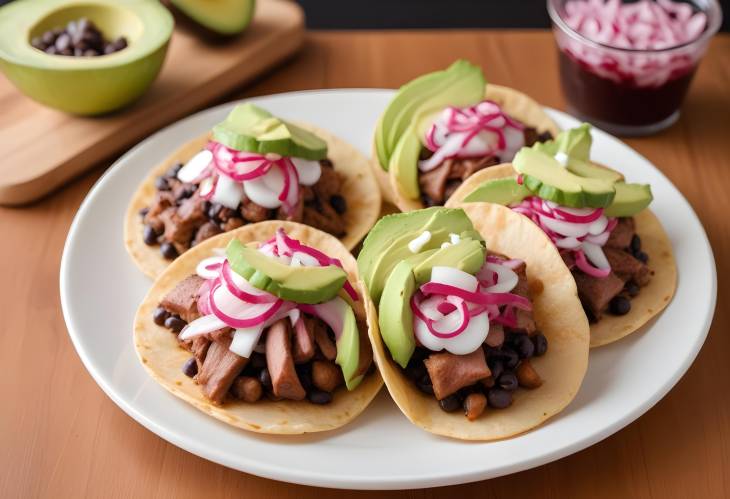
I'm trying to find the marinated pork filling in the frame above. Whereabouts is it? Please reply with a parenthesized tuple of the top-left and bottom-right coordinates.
(419, 127, 553, 207)
(153, 275, 373, 405)
(140, 158, 348, 260)
(563, 217, 651, 321)
(400, 260, 547, 421)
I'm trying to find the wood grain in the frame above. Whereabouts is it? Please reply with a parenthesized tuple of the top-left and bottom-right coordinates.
(0, 0, 304, 205)
(1, 30, 729, 498)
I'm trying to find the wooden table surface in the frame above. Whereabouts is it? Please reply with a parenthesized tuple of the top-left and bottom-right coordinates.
(1, 30, 729, 498)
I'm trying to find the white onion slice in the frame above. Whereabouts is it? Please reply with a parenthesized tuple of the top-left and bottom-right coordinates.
(588, 215, 609, 235)
(211, 174, 244, 209)
(501, 126, 526, 161)
(555, 236, 582, 249)
(290, 157, 322, 186)
(415, 309, 489, 355)
(582, 242, 610, 270)
(292, 251, 319, 267)
(212, 284, 280, 320)
(177, 150, 213, 183)
(539, 214, 593, 238)
(243, 167, 283, 209)
(230, 325, 265, 358)
(482, 263, 519, 294)
(195, 256, 225, 279)
(179, 314, 227, 341)
(430, 266, 478, 292)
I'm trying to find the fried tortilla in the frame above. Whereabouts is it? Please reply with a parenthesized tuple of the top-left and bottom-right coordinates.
(446, 164, 677, 347)
(364, 203, 589, 440)
(126, 123, 382, 278)
(134, 221, 382, 434)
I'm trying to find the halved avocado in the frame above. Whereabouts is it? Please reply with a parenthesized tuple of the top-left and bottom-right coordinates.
(226, 239, 347, 304)
(0, 0, 173, 115)
(212, 103, 328, 160)
(169, 0, 255, 37)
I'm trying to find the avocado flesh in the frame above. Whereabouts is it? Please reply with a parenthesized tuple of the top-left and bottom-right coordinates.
(379, 259, 419, 368)
(212, 103, 328, 160)
(170, 0, 255, 36)
(389, 126, 423, 199)
(357, 207, 479, 304)
(375, 59, 486, 170)
(514, 147, 616, 208)
(226, 240, 346, 304)
(412, 239, 485, 284)
(566, 158, 624, 183)
(463, 177, 533, 205)
(333, 299, 361, 390)
(534, 123, 593, 161)
(605, 182, 653, 217)
(0, 0, 173, 115)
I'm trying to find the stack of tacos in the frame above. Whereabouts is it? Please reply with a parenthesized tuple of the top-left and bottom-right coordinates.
(124, 66, 676, 439)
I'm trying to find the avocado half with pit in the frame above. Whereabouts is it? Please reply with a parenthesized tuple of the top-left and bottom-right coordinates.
(0, 0, 173, 115)
(167, 0, 256, 37)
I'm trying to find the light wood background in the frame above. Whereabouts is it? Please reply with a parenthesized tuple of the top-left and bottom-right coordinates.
(1, 31, 729, 498)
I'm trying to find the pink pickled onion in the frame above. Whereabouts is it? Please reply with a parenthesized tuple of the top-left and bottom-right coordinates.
(574, 248, 611, 278)
(420, 282, 532, 311)
(221, 261, 277, 304)
(208, 280, 284, 328)
(411, 294, 471, 339)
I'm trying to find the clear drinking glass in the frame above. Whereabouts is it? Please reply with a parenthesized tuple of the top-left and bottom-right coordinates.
(548, 0, 723, 136)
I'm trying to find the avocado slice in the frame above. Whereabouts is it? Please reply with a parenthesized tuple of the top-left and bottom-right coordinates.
(0, 0, 173, 115)
(226, 240, 346, 304)
(389, 125, 423, 199)
(169, 0, 255, 37)
(605, 182, 653, 217)
(378, 259, 419, 368)
(374, 59, 486, 170)
(412, 238, 486, 284)
(514, 147, 616, 208)
(533, 123, 593, 161)
(357, 207, 479, 303)
(212, 103, 328, 160)
(463, 177, 533, 205)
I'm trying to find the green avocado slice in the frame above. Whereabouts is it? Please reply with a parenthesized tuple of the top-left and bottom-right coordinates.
(357, 207, 479, 304)
(378, 259, 418, 368)
(605, 182, 653, 217)
(514, 147, 616, 208)
(170, 0, 255, 36)
(389, 125, 423, 199)
(463, 177, 533, 205)
(375, 59, 486, 170)
(533, 123, 593, 161)
(412, 238, 486, 284)
(212, 103, 328, 160)
(226, 240, 346, 304)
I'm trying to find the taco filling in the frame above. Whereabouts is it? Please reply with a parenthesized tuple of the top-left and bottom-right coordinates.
(403, 254, 546, 419)
(373, 60, 557, 208)
(140, 103, 349, 261)
(457, 125, 655, 323)
(151, 228, 373, 406)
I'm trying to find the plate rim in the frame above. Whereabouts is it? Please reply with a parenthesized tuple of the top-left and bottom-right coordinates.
(60, 88, 717, 490)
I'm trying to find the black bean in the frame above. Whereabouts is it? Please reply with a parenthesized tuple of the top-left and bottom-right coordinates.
(177, 184, 196, 200)
(319, 159, 334, 168)
(439, 395, 461, 412)
(31, 37, 44, 49)
(182, 358, 197, 378)
(113, 37, 128, 51)
(532, 333, 548, 356)
(609, 296, 631, 316)
(152, 307, 170, 326)
(625, 282, 640, 297)
(308, 390, 332, 405)
(249, 352, 266, 370)
(404, 360, 426, 381)
(164, 315, 186, 332)
(55, 33, 71, 51)
(166, 162, 183, 178)
(631, 234, 642, 253)
(329, 195, 347, 214)
(498, 372, 519, 391)
(138, 207, 149, 218)
(296, 365, 313, 392)
(635, 251, 649, 263)
(45, 46, 58, 55)
(487, 388, 513, 409)
(513, 334, 535, 359)
(258, 368, 272, 390)
(160, 242, 178, 259)
(143, 225, 159, 245)
(501, 348, 520, 369)
(487, 358, 504, 381)
(416, 374, 434, 395)
(41, 31, 56, 45)
(155, 176, 170, 191)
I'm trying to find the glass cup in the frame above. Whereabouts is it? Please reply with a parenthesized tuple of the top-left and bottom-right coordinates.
(547, 0, 723, 136)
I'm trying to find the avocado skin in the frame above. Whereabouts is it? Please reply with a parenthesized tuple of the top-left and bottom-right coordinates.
(226, 240, 346, 304)
(375, 59, 486, 171)
(165, 0, 255, 38)
(212, 103, 328, 160)
(604, 182, 653, 217)
(357, 207, 480, 304)
(463, 177, 533, 205)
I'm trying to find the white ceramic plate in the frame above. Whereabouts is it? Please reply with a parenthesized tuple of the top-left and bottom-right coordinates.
(60, 90, 716, 490)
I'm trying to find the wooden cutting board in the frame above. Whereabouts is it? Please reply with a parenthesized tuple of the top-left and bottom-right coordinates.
(0, 0, 304, 205)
